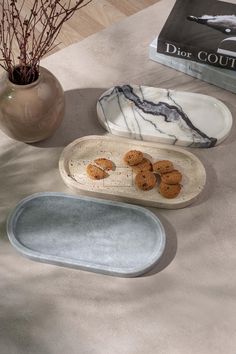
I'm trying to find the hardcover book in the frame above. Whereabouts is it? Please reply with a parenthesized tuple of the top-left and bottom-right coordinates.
(157, 0, 236, 71)
(149, 37, 236, 93)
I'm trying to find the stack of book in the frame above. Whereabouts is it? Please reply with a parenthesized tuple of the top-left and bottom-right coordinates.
(149, 0, 236, 93)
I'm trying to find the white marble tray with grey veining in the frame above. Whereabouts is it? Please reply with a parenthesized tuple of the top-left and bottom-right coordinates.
(7, 192, 166, 277)
(97, 85, 232, 148)
(59, 135, 206, 209)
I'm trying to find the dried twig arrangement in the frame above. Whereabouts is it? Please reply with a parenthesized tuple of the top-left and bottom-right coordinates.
(0, 0, 92, 84)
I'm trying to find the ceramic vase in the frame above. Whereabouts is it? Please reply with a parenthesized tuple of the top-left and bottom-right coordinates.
(0, 66, 65, 143)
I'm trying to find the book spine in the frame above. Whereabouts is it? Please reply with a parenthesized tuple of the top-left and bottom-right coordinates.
(157, 38, 236, 71)
(149, 39, 236, 94)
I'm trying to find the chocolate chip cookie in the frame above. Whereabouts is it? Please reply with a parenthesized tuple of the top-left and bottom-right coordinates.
(161, 169, 182, 185)
(86, 164, 108, 180)
(94, 158, 114, 171)
(132, 158, 153, 173)
(159, 181, 181, 199)
(124, 150, 143, 166)
(153, 160, 174, 174)
(135, 171, 156, 191)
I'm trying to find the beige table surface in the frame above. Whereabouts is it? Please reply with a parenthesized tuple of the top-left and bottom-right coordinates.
(1, 1, 236, 353)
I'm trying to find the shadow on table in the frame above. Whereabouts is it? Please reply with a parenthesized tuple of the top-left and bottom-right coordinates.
(143, 212, 177, 277)
(34, 88, 106, 148)
(189, 154, 217, 208)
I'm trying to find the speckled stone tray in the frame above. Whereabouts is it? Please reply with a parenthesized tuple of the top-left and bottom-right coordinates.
(59, 135, 206, 209)
(7, 192, 166, 277)
(97, 84, 233, 148)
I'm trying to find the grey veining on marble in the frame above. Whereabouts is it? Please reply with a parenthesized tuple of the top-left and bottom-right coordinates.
(7, 192, 166, 277)
(97, 84, 232, 148)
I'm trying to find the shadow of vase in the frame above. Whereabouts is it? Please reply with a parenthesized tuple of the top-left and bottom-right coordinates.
(34, 87, 106, 148)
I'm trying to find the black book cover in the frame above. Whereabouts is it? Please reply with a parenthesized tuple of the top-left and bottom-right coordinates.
(157, 0, 236, 70)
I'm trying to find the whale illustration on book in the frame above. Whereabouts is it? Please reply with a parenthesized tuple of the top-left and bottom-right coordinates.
(187, 15, 236, 57)
(187, 15, 236, 35)
(97, 85, 232, 148)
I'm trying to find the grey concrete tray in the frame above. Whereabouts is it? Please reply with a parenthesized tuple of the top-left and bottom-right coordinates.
(7, 192, 166, 277)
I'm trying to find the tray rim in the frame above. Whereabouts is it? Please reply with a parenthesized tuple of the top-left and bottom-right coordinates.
(7, 191, 166, 277)
(97, 85, 233, 147)
(59, 134, 207, 209)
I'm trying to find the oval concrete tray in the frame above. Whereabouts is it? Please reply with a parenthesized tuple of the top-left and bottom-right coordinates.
(97, 84, 232, 148)
(59, 135, 206, 209)
(7, 192, 166, 277)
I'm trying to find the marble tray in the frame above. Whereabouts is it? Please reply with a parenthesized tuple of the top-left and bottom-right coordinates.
(59, 135, 206, 209)
(7, 192, 166, 277)
(97, 84, 232, 148)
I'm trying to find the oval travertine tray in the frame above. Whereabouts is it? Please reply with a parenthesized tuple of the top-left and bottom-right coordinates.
(7, 192, 166, 277)
(59, 135, 206, 209)
(97, 84, 232, 148)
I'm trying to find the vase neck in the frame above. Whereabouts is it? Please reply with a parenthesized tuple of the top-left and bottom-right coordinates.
(7, 68, 41, 89)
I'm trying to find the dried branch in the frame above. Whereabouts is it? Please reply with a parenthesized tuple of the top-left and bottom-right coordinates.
(0, 0, 92, 84)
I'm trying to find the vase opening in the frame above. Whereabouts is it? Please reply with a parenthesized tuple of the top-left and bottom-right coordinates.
(9, 65, 39, 85)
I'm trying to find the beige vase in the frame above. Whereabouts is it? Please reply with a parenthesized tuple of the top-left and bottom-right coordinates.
(0, 66, 65, 143)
